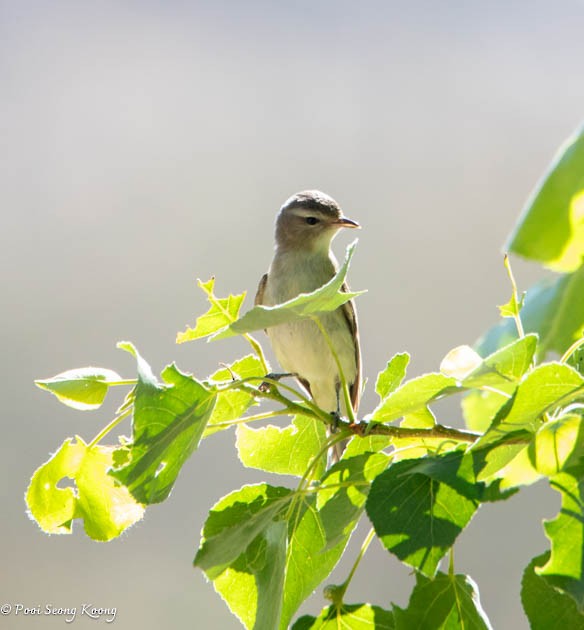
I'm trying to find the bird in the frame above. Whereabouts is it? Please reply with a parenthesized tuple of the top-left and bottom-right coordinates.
(255, 190, 361, 463)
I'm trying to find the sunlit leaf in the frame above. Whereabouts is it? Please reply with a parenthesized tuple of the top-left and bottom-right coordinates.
(440, 345, 482, 381)
(463, 334, 537, 387)
(522, 552, 584, 629)
(195, 484, 291, 629)
(194, 483, 291, 579)
(112, 343, 216, 504)
(176, 277, 246, 343)
(393, 572, 492, 629)
(375, 353, 410, 400)
(281, 453, 389, 628)
(507, 123, 584, 272)
(529, 414, 584, 476)
(292, 604, 394, 629)
(477, 266, 584, 360)
(366, 450, 479, 577)
(495, 446, 542, 491)
(498, 291, 525, 319)
(26, 437, 144, 541)
(35, 367, 123, 410)
(204, 354, 264, 436)
(195, 453, 388, 630)
(462, 385, 515, 433)
(369, 373, 459, 424)
(211, 241, 364, 340)
(477, 363, 584, 443)
(538, 463, 584, 609)
(236, 415, 327, 479)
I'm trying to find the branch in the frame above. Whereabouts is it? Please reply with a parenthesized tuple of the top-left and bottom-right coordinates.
(344, 421, 481, 443)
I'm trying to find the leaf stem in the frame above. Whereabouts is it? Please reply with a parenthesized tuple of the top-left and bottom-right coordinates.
(560, 336, 584, 364)
(312, 315, 355, 422)
(104, 380, 138, 387)
(286, 435, 338, 521)
(208, 409, 291, 429)
(88, 408, 132, 448)
(338, 527, 377, 599)
(243, 333, 269, 374)
(503, 254, 525, 339)
(217, 375, 332, 423)
(480, 385, 513, 399)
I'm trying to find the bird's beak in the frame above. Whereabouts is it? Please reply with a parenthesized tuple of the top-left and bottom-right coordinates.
(335, 216, 360, 229)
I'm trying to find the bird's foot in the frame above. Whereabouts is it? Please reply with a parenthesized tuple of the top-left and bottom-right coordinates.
(330, 411, 342, 432)
(258, 372, 295, 393)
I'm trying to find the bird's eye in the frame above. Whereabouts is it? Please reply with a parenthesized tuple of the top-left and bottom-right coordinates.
(305, 217, 319, 225)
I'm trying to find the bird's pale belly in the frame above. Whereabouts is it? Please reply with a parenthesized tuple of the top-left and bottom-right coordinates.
(267, 312, 356, 413)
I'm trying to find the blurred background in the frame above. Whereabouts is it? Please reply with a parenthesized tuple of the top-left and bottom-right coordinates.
(2, 0, 584, 627)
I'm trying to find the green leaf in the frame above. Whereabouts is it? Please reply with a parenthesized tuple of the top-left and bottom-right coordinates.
(195, 454, 388, 630)
(393, 572, 492, 629)
(567, 342, 584, 376)
(478, 363, 584, 444)
(176, 277, 246, 343)
(466, 393, 538, 490)
(440, 345, 483, 381)
(463, 334, 537, 387)
(366, 450, 479, 576)
(292, 604, 395, 629)
(111, 345, 216, 504)
(342, 435, 392, 458)
(35, 367, 123, 410)
(26, 437, 144, 541)
(204, 355, 264, 436)
(236, 415, 327, 478)
(211, 240, 365, 340)
(281, 453, 390, 628)
(375, 353, 410, 400)
(369, 373, 459, 424)
(529, 414, 584, 476)
(194, 483, 291, 579)
(476, 266, 584, 360)
(538, 463, 584, 609)
(491, 446, 542, 491)
(507, 123, 584, 272)
(462, 385, 515, 433)
(498, 291, 525, 319)
(522, 552, 584, 630)
(456, 337, 537, 432)
(196, 484, 291, 630)
(472, 438, 531, 484)
(117, 341, 158, 385)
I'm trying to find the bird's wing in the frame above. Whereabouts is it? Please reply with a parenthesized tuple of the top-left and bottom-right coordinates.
(255, 273, 268, 306)
(341, 282, 361, 415)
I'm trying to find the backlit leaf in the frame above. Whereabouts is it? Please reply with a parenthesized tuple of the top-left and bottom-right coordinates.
(26, 437, 144, 541)
(111, 344, 216, 504)
(237, 415, 327, 479)
(177, 277, 246, 343)
(292, 604, 394, 629)
(35, 367, 123, 410)
(211, 241, 364, 340)
(366, 450, 479, 576)
(393, 572, 492, 629)
(507, 123, 584, 272)
(522, 552, 584, 629)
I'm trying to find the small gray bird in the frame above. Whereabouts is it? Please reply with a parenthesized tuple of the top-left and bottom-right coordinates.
(255, 191, 361, 460)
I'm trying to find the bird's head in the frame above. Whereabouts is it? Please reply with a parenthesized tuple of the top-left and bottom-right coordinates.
(275, 190, 360, 253)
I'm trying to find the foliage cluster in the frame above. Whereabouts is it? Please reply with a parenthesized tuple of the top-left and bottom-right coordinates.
(29, 124, 584, 628)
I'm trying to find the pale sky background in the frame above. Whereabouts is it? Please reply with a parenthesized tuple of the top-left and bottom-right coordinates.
(2, 1, 584, 628)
